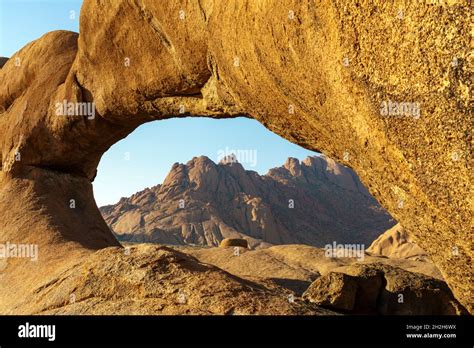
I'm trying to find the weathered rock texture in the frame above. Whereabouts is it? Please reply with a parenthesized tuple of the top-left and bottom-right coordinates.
(0, 1, 471, 312)
(184, 243, 444, 296)
(100, 155, 393, 248)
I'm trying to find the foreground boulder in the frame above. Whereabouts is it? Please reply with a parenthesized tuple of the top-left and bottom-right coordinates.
(0, 0, 471, 312)
(303, 264, 467, 315)
(219, 238, 249, 249)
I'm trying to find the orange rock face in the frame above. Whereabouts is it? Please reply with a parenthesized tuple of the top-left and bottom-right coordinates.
(0, 1, 471, 313)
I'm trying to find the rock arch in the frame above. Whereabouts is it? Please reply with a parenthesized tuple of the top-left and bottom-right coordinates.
(0, 0, 471, 312)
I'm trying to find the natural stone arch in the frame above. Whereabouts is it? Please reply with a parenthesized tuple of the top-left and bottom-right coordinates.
(0, 0, 471, 313)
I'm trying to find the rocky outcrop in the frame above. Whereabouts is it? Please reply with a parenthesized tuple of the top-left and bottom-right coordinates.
(219, 238, 249, 249)
(303, 263, 467, 315)
(185, 243, 443, 296)
(304, 272, 360, 311)
(0, 1, 471, 312)
(100, 155, 394, 248)
(367, 224, 429, 261)
(0, 57, 8, 69)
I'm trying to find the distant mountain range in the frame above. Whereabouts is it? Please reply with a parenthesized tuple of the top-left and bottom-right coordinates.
(100, 155, 395, 248)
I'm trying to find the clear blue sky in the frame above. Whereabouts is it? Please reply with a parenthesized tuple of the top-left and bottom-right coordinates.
(0, 0, 318, 206)
(0, 0, 82, 57)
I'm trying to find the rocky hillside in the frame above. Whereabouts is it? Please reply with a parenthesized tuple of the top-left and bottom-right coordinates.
(100, 155, 395, 248)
